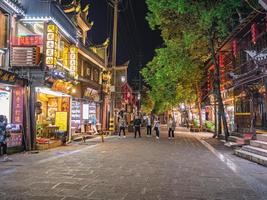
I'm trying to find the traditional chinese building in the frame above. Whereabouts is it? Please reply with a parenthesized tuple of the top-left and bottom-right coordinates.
(0, 0, 30, 152)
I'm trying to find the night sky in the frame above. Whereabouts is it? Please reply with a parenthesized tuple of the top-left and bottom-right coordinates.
(82, 0, 163, 86)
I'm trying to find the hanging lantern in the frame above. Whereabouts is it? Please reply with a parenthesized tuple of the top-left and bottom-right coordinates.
(219, 53, 225, 67)
(251, 23, 257, 44)
(259, 85, 266, 96)
(232, 39, 237, 58)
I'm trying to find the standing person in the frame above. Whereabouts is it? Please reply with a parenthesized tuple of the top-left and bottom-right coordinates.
(118, 116, 126, 138)
(153, 117, 160, 139)
(0, 115, 11, 162)
(146, 115, 152, 137)
(168, 116, 176, 139)
(90, 115, 98, 134)
(134, 114, 142, 138)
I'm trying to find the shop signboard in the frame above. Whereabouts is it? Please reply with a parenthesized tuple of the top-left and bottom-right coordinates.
(0, 69, 16, 85)
(12, 87, 24, 124)
(14, 35, 43, 46)
(7, 133, 22, 148)
(55, 112, 68, 131)
(46, 24, 59, 68)
(69, 46, 78, 77)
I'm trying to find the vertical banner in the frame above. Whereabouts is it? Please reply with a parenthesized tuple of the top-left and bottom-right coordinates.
(12, 87, 24, 124)
(46, 23, 59, 68)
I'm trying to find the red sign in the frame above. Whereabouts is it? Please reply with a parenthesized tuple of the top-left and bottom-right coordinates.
(7, 133, 22, 148)
(12, 87, 24, 124)
(13, 35, 43, 46)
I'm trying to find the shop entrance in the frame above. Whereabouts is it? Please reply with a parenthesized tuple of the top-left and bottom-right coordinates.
(35, 87, 70, 149)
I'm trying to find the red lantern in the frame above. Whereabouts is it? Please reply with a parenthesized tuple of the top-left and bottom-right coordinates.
(251, 23, 257, 44)
(232, 39, 237, 58)
(219, 53, 224, 67)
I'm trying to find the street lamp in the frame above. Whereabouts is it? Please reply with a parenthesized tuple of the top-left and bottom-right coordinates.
(121, 76, 126, 83)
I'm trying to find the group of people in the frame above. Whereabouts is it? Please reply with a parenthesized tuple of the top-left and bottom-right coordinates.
(0, 115, 12, 162)
(117, 114, 177, 140)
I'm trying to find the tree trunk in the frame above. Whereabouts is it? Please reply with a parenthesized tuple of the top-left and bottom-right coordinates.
(195, 83, 203, 130)
(209, 33, 229, 141)
(218, 111, 222, 136)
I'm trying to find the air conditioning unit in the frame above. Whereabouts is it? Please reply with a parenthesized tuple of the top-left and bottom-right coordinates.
(11, 46, 40, 67)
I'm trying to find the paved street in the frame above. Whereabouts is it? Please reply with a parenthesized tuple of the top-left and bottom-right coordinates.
(1, 127, 267, 200)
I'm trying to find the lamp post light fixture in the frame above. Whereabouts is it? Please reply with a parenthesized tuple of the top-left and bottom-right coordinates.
(121, 76, 126, 83)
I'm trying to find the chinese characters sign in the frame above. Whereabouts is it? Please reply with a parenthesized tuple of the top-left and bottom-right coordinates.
(46, 24, 59, 68)
(15, 35, 43, 46)
(69, 46, 78, 77)
(0, 69, 16, 84)
(12, 87, 24, 124)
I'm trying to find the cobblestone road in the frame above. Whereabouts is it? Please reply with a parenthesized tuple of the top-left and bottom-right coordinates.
(1, 127, 267, 200)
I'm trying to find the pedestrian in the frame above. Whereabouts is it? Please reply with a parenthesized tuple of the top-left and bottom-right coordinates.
(0, 115, 11, 162)
(133, 114, 142, 138)
(90, 115, 98, 134)
(118, 116, 126, 138)
(146, 115, 152, 137)
(168, 116, 176, 139)
(153, 117, 160, 139)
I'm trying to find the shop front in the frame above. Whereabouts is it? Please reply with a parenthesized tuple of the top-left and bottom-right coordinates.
(35, 86, 71, 150)
(0, 69, 27, 152)
(70, 87, 101, 140)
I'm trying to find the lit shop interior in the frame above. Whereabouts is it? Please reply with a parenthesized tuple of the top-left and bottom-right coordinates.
(0, 84, 24, 148)
(35, 87, 71, 144)
(71, 99, 98, 137)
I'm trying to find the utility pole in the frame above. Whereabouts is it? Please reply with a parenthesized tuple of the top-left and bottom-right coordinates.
(109, 0, 120, 132)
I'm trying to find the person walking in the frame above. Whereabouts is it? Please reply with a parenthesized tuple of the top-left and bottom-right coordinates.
(168, 116, 176, 139)
(134, 114, 142, 138)
(118, 116, 126, 138)
(146, 115, 152, 137)
(0, 115, 11, 162)
(153, 117, 160, 139)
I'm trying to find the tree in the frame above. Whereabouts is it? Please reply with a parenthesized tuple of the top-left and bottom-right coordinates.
(144, 0, 251, 140)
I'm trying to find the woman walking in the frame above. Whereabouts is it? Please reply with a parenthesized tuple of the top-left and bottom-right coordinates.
(153, 117, 160, 139)
(0, 115, 11, 162)
(168, 116, 176, 139)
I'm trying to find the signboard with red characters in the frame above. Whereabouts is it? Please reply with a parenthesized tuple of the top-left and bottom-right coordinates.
(7, 133, 22, 148)
(13, 35, 43, 46)
(12, 87, 24, 124)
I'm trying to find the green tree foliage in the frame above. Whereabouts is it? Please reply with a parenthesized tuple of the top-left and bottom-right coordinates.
(143, 0, 252, 136)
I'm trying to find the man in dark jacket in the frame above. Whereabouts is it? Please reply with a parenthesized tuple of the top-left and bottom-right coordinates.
(0, 115, 11, 162)
(134, 114, 142, 138)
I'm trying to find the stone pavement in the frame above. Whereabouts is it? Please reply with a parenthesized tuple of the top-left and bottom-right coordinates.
(0, 127, 267, 200)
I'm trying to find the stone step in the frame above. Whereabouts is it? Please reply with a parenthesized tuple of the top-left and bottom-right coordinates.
(242, 145, 267, 157)
(257, 134, 267, 142)
(234, 149, 267, 167)
(250, 140, 267, 150)
(228, 136, 250, 145)
(224, 141, 241, 148)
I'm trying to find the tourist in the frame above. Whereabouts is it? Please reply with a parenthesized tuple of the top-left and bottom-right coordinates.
(134, 114, 142, 138)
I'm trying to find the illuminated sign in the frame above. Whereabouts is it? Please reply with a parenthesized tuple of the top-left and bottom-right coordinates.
(12, 87, 24, 124)
(15, 35, 43, 46)
(69, 46, 78, 77)
(0, 69, 16, 84)
(46, 24, 59, 68)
